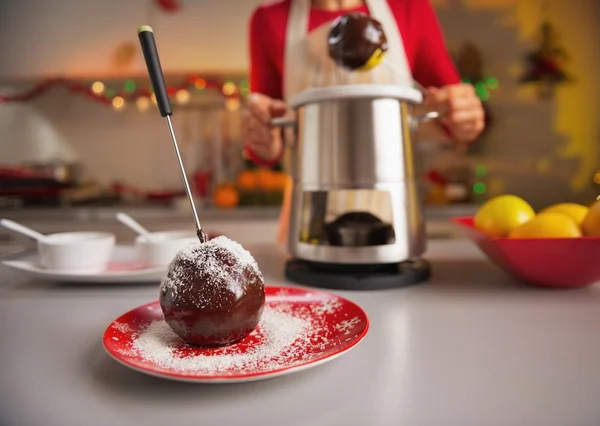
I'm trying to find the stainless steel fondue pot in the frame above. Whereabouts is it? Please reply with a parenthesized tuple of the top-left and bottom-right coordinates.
(273, 84, 438, 266)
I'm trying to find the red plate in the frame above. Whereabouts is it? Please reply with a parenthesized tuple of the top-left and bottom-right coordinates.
(103, 286, 369, 383)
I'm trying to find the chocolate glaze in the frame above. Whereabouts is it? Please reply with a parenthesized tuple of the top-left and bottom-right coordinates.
(328, 12, 388, 70)
(159, 237, 265, 347)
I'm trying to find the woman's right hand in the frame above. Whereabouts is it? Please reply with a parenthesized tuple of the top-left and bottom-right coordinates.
(241, 93, 289, 162)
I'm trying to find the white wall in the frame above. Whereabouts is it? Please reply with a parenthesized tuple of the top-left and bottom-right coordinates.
(0, 0, 264, 79)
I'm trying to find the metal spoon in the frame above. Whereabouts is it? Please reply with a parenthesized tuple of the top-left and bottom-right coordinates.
(137, 25, 206, 243)
(0, 218, 47, 241)
(115, 212, 153, 241)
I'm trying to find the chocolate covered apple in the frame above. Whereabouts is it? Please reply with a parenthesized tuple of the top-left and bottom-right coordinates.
(159, 235, 265, 347)
(328, 12, 388, 71)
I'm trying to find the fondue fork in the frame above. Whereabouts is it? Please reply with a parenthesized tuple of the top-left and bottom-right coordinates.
(137, 26, 204, 241)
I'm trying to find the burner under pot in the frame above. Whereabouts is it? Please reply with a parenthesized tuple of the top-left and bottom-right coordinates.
(325, 211, 395, 247)
(285, 257, 431, 291)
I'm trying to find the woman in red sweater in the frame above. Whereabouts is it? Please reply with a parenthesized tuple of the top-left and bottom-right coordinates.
(242, 0, 484, 242)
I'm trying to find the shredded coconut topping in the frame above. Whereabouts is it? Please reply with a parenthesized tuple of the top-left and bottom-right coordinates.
(131, 307, 313, 374)
(159, 236, 264, 309)
(113, 297, 362, 376)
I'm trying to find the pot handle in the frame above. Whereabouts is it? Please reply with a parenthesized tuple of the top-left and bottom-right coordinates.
(416, 111, 440, 123)
(270, 117, 297, 149)
(271, 117, 296, 128)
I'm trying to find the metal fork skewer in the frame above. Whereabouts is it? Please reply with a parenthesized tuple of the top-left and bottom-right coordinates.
(138, 25, 203, 238)
(165, 115, 201, 232)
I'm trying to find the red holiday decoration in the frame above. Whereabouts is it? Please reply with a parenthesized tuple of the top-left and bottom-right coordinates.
(156, 0, 181, 12)
(0, 75, 245, 108)
(425, 170, 447, 187)
(519, 21, 573, 99)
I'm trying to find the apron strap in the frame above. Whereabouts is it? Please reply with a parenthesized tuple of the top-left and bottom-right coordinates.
(364, 0, 412, 85)
(284, 0, 311, 101)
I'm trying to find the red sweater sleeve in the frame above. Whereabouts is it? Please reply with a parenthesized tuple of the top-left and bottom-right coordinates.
(246, 5, 286, 167)
(248, 6, 283, 100)
(408, 0, 460, 88)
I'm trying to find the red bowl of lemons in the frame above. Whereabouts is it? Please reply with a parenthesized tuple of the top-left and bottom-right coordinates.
(452, 195, 600, 288)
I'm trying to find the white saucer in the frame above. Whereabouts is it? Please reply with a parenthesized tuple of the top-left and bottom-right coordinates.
(1, 246, 166, 283)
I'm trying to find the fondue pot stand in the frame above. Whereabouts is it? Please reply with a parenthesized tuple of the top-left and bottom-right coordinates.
(273, 84, 437, 291)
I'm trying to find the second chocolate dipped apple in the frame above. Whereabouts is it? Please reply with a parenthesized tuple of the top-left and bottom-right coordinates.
(328, 12, 388, 71)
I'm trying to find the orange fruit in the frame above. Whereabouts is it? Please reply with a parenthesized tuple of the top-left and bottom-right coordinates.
(213, 184, 239, 209)
(269, 171, 289, 192)
(236, 170, 258, 191)
(582, 200, 600, 236)
(474, 194, 535, 237)
(255, 169, 277, 191)
(508, 211, 581, 238)
(253, 169, 268, 191)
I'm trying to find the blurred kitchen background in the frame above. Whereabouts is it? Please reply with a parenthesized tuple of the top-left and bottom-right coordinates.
(0, 0, 599, 247)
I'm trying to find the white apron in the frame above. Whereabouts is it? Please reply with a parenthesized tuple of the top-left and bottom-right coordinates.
(276, 0, 414, 245)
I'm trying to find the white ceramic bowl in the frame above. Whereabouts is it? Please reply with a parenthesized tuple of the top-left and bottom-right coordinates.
(38, 232, 116, 273)
(135, 231, 199, 268)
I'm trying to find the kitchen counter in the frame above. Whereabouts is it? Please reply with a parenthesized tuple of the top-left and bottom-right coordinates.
(0, 205, 283, 222)
(1, 239, 600, 426)
(0, 204, 479, 222)
(0, 204, 479, 251)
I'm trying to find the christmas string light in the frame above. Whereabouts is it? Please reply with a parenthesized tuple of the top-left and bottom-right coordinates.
(111, 96, 125, 111)
(222, 81, 237, 96)
(475, 164, 488, 177)
(91, 81, 105, 94)
(136, 97, 150, 112)
(472, 164, 488, 195)
(194, 78, 207, 90)
(0, 75, 249, 112)
(175, 89, 191, 104)
(473, 182, 487, 195)
(461, 76, 499, 102)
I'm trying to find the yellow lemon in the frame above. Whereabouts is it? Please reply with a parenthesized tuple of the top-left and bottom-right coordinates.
(474, 194, 535, 237)
(582, 200, 600, 236)
(541, 203, 589, 227)
(508, 212, 581, 238)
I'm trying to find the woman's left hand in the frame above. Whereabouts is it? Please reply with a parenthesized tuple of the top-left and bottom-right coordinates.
(425, 83, 485, 144)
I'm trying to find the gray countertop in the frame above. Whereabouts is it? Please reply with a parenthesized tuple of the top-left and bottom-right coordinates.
(0, 204, 479, 223)
(0, 204, 479, 251)
(2, 239, 599, 426)
(0, 205, 283, 222)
